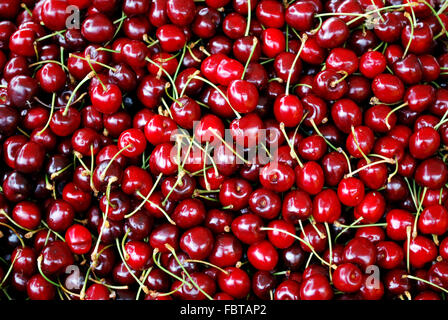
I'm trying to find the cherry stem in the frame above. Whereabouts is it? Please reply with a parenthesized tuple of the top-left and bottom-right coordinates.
(125, 173, 163, 219)
(419, 0, 448, 40)
(435, 109, 448, 130)
(17, 127, 30, 138)
(309, 216, 326, 239)
(21, 3, 33, 17)
(350, 125, 371, 164)
(387, 158, 399, 183)
(186, 45, 201, 63)
(0, 210, 33, 233)
(285, 33, 308, 96)
(0, 222, 25, 248)
(99, 144, 132, 181)
(279, 122, 303, 168)
(345, 3, 414, 26)
(241, 37, 258, 80)
(136, 267, 153, 300)
(260, 226, 335, 269)
(344, 158, 394, 178)
(209, 128, 249, 164)
(57, 279, 81, 298)
(173, 45, 187, 82)
(37, 255, 61, 288)
(334, 217, 364, 241)
(192, 75, 241, 119)
(438, 0, 448, 15)
(51, 163, 73, 180)
(152, 250, 193, 289)
(165, 244, 214, 300)
(402, 12, 414, 59)
(412, 187, 427, 238)
(36, 93, 56, 137)
(35, 30, 66, 42)
(330, 70, 348, 88)
(136, 191, 176, 225)
(115, 235, 149, 294)
(203, 142, 210, 191)
(146, 57, 179, 99)
(324, 222, 333, 281)
(404, 177, 419, 210)
(406, 226, 412, 273)
(29, 60, 69, 71)
(0, 254, 18, 288)
(404, 274, 448, 294)
(185, 259, 229, 275)
(63, 71, 95, 116)
(244, 0, 252, 36)
(71, 53, 116, 73)
(91, 179, 116, 263)
(180, 70, 200, 97)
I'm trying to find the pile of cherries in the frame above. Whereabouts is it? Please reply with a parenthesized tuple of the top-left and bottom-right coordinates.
(1, 0, 448, 301)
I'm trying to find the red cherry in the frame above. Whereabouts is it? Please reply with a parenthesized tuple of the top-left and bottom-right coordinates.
(247, 240, 279, 271)
(65, 224, 92, 255)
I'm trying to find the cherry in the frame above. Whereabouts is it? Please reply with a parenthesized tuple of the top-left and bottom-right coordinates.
(124, 240, 152, 270)
(27, 274, 56, 300)
(295, 161, 324, 195)
(333, 263, 363, 293)
(346, 126, 374, 159)
(84, 284, 110, 300)
(90, 83, 122, 115)
(252, 270, 276, 300)
(259, 162, 295, 193)
(372, 73, 405, 104)
(299, 223, 327, 253)
(401, 22, 433, 55)
(386, 209, 415, 241)
(65, 224, 92, 255)
(40, 241, 74, 276)
(384, 269, 411, 296)
(266, 220, 295, 249)
(81, 13, 114, 44)
(273, 280, 300, 300)
(326, 48, 358, 75)
(300, 274, 333, 300)
(282, 190, 312, 224)
(285, 1, 316, 31)
(249, 188, 281, 220)
(219, 178, 252, 211)
(218, 267, 250, 299)
(393, 54, 423, 85)
(256, 0, 285, 28)
(11, 247, 36, 276)
(316, 17, 349, 48)
(359, 274, 384, 300)
(248, 240, 278, 271)
(47, 199, 75, 232)
(338, 177, 365, 207)
(376, 241, 404, 270)
(149, 224, 179, 253)
(313, 70, 349, 101)
(261, 27, 285, 58)
(12, 201, 41, 230)
(404, 235, 437, 268)
(414, 157, 448, 189)
(409, 127, 440, 160)
(312, 189, 341, 223)
(373, 11, 403, 42)
(322, 151, 349, 186)
(342, 237, 376, 271)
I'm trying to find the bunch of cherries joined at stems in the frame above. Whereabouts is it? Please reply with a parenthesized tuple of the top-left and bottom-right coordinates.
(0, 0, 448, 301)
